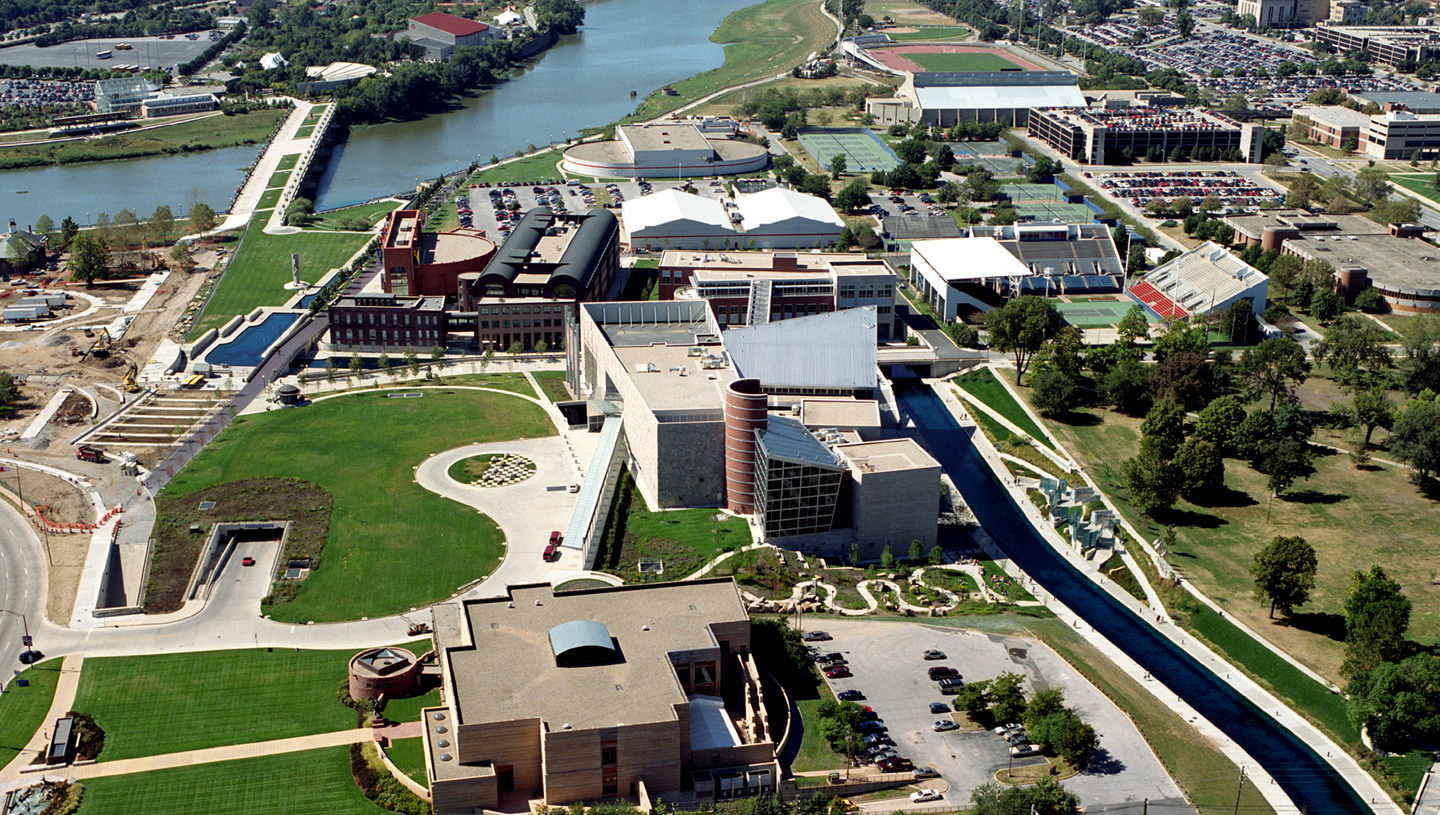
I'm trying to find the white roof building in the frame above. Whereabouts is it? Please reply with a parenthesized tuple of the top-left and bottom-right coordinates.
(260, 52, 289, 70)
(495, 8, 524, 25)
(1127, 242, 1269, 319)
(908, 237, 1032, 320)
(724, 306, 878, 392)
(623, 189, 737, 250)
(733, 188, 844, 249)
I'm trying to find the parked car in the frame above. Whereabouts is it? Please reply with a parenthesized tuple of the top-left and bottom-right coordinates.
(928, 666, 959, 680)
(816, 652, 845, 665)
(857, 720, 886, 732)
(994, 723, 1023, 736)
(922, 650, 946, 660)
(837, 689, 865, 701)
(938, 677, 965, 692)
(867, 746, 897, 760)
(878, 757, 913, 773)
(929, 702, 950, 714)
(824, 666, 852, 679)
(241, 557, 255, 566)
(802, 631, 831, 641)
(1010, 743, 1042, 758)
(912, 767, 941, 780)
(932, 720, 958, 732)
(862, 733, 893, 746)
(910, 789, 943, 803)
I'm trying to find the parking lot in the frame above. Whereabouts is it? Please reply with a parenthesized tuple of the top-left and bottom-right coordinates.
(813, 620, 1191, 813)
(1088, 169, 1282, 209)
(0, 32, 223, 70)
(455, 177, 738, 241)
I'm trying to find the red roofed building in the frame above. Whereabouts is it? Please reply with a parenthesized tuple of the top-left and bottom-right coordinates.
(406, 11, 493, 60)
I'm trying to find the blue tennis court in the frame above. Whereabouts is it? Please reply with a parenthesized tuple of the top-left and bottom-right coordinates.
(797, 128, 901, 172)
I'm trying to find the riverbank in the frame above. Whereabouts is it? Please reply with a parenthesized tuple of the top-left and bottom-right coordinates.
(0, 108, 288, 170)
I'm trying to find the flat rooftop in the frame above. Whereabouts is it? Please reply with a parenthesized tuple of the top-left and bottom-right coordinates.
(1293, 104, 1374, 129)
(1287, 233, 1440, 295)
(613, 343, 735, 412)
(1038, 106, 1241, 132)
(660, 251, 849, 270)
(835, 438, 940, 474)
(1223, 210, 1389, 240)
(622, 124, 712, 153)
(798, 398, 881, 429)
(419, 230, 495, 264)
(442, 581, 748, 730)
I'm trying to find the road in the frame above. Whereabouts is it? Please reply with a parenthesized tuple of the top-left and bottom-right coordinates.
(0, 500, 46, 677)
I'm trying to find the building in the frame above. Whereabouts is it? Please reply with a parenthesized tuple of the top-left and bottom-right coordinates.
(139, 92, 219, 118)
(93, 76, 158, 114)
(657, 250, 901, 338)
(1347, 90, 1440, 114)
(969, 223, 1125, 293)
(1236, 0, 1326, 27)
(406, 11, 495, 61)
(297, 61, 378, 95)
(1330, 0, 1368, 24)
(1284, 232, 1440, 312)
(864, 72, 1086, 128)
(1126, 242, 1269, 319)
(572, 300, 940, 556)
(908, 237, 1041, 320)
(1363, 110, 1440, 160)
(259, 51, 289, 70)
(733, 188, 845, 250)
(1027, 106, 1264, 164)
(623, 190, 737, 251)
(1223, 209, 1389, 251)
(562, 124, 770, 179)
(1290, 105, 1372, 150)
(1312, 25, 1440, 67)
(380, 209, 497, 298)
(324, 292, 447, 352)
(348, 647, 420, 702)
(425, 580, 778, 814)
(0, 223, 47, 276)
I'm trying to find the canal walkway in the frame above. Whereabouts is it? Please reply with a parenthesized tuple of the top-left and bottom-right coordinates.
(211, 99, 326, 234)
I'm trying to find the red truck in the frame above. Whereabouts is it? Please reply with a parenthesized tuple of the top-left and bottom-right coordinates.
(75, 445, 106, 463)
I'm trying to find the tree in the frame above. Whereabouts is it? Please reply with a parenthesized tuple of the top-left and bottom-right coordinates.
(1262, 438, 1312, 497)
(349, 354, 363, 377)
(1310, 289, 1343, 323)
(431, 345, 446, 367)
(1126, 244, 1147, 274)
(1023, 688, 1067, 730)
(0, 372, 17, 415)
(1236, 337, 1310, 411)
(1251, 535, 1318, 618)
(1353, 166, 1393, 206)
(1140, 397, 1187, 460)
(895, 139, 927, 164)
(985, 296, 1062, 384)
(149, 205, 176, 246)
(946, 322, 980, 348)
(285, 197, 315, 226)
(971, 778, 1080, 815)
(989, 673, 1027, 724)
(1234, 410, 1278, 462)
(1221, 299, 1256, 344)
(34, 214, 54, 243)
(1149, 352, 1213, 411)
(1151, 319, 1209, 362)
(533, 0, 585, 33)
(929, 545, 945, 566)
(60, 216, 79, 246)
(829, 153, 847, 179)
(1345, 654, 1440, 749)
(955, 679, 992, 719)
(1398, 314, 1440, 395)
(1195, 395, 1247, 454)
(1121, 446, 1181, 517)
(1176, 8, 1195, 35)
(880, 545, 895, 570)
(1389, 399, 1440, 482)
(1115, 305, 1150, 358)
(1377, 196, 1421, 225)
(835, 180, 870, 212)
(188, 202, 218, 234)
(1313, 314, 1392, 389)
(1346, 388, 1395, 451)
(404, 348, 419, 378)
(1031, 371, 1078, 416)
(535, 339, 549, 355)
(907, 539, 923, 563)
(1174, 437, 1225, 502)
(66, 233, 108, 286)
(169, 241, 195, 272)
(1286, 172, 1320, 209)
(1354, 287, 1384, 313)
(1343, 565, 1412, 675)
(935, 144, 956, 171)
(1033, 326, 1083, 381)
(376, 352, 389, 378)
(1099, 359, 1151, 416)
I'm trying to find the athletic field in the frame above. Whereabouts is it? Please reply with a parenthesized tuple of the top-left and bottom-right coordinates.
(797, 128, 901, 172)
(1056, 299, 1135, 327)
(906, 51, 1021, 72)
(860, 44, 1042, 75)
(1001, 182, 1061, 202)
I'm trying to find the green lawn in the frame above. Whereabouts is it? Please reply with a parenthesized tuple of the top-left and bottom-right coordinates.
(304, 200, 404, 232)
(256, 188, 282, 209)
(267, 170, 290, 189)
(295, 125, 317, 138)
(904, 51, 1020, 72)
(0, 109, 287, 167)
(886, 26, 971, 40)
(954, 369, 1056, 450)
(1388, 174, 1440, 208)
(793, 695, 847, 773)
(380, 687, 440, 727)
(72, 649, 357, 762)
(0, 659, 62, 768)
(384, 737, 429, 788)
(593, 472, 750, 582)
(532, 370, 571, 403)
(630, 0, 837, 120)
(276, 153, 299, 171)
(162, 390, 555, 622)
(472, 150, 564, 184)
(75, 747, 381, 815)
(188, 224, 371, 338)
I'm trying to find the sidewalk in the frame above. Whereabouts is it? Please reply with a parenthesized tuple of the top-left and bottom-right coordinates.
(0, 654, 84, 781)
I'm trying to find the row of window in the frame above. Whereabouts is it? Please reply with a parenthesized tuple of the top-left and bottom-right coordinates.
(334, 311, 441, 327)
(838, 285, 893, 299)
(339, 328, 442, 343)
(480, 318, 560, 329)
(477, 305, 563, 315)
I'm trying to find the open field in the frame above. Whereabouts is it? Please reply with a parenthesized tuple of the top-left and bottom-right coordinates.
(187, 224, 371, 338)
(869, 0, 964, 25)
(631, 0, 837, 120)
(953, 368, 1055, 450)
(0, 659, 62, 768)
(472, 150, 564, 184)
(532, 370, 571, 403)
(256, 188, 282, 209)
(385, 737, 430, 788)
(905, 51, 1020, 72)
(303, 199, 404, 232)
(74, 746, 381, 815)
(1388, 173, 1440, 208)
(593, 472, 750, 582)
(162, 390, 555, 622)
(886, 26, 971, 41)
(71, 648, 356, 761)
(0, 109, 286, 168)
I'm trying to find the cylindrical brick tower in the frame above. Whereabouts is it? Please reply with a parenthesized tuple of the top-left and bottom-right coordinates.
(724, 378, 767, 514)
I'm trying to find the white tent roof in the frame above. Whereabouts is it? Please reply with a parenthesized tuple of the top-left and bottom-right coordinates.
(260, 52, 289, 70)
(688, 695, 742, 751)
(913, 82, 1084, 112)
(735, 188, 844, 232)
(912, 237, 1031, 282)
(725, 307, 877, 390)
(495, 8, 523, 24)
(623, 189, 733, 234)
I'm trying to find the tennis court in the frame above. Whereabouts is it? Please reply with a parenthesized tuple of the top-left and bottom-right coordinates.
(1001, 182, 1061, 202)
(797, 128, 901, 172)
(952, 140, 1007, 156)
(1014, 201, 1096, 223)
(1056, 299, 1136, 327)
(955, 154, 1024, 176)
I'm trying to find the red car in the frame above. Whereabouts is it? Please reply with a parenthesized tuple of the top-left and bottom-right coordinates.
(241, 557, 255, 567)
(824, 666, 852, 679)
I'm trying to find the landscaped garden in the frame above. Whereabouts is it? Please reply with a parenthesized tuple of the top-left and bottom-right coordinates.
(954, 369, 1055, 450)
(161, 390, 555, 622)
(446, 453, 536, 487)
(592, 472, 750, 582)
(531, 370, 571, 403)
(383, 737, 429, 788)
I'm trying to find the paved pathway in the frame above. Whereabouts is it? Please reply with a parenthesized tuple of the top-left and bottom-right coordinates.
(211, 100, 316, 234)
(52, 727, 374, 783)
(0, 655, 84, 778)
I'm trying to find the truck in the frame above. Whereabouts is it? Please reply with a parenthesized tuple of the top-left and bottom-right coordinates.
(76, 445, 107, 463)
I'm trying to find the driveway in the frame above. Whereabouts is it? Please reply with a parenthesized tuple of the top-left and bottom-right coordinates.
(814, 620, 1192, 814)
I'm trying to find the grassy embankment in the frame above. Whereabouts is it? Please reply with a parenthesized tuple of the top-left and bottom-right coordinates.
(0, 109, 288, 169)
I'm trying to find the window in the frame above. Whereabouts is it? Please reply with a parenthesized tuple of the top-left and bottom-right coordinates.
(601, 746, 617, 766)
(602, 770, 618, 796)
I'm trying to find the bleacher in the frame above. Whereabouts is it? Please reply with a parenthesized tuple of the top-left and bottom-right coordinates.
(1126, 241, 1267, 319)
(1127, 278, 1187, 318)
(1059, 275, 1121, 294)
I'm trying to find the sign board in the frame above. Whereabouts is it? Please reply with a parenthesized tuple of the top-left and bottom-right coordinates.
(21, 636, 32, 647)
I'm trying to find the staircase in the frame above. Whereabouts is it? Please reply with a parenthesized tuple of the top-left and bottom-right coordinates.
(747, 279, 772, 326)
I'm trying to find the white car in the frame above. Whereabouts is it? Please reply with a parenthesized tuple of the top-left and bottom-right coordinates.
(910, 789, 943, 803)
(932, 720, 958, 732)
(1010, 743, 1042, 758)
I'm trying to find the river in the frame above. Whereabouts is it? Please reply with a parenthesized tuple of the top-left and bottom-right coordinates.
(897, 382, 1374, 815)
(0, 0, 758, 226)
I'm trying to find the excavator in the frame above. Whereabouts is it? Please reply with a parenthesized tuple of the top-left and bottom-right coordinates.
(72, 328, 111, 361)
(122, 363, 140, 394)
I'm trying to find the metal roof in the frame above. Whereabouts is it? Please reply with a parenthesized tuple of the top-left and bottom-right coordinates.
(411, 11, 490, 36)
(550, 208, 618, 288)
(623, 189, 733, 233)
(486, 207, 552, 284)
(724, 307, 878, 391)
(912, 81, 1084, 112)
(735, 188, 844, 232)
(548, 620, 616, 662)
(758, 414, 842, 468)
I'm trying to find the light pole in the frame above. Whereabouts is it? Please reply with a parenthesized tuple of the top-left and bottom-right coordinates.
(1, 609, 32, 664)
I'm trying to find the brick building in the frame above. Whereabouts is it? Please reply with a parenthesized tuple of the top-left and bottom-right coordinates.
(406, 11, 495, 61)
(324, 293, 447, 352)
(380, 209, 497, 298)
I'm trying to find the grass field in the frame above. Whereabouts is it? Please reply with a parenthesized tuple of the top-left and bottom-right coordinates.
(266, 170, 289, 188)
(188, 224, 371, 338)
(162, 390, 555, 622)
(276, 153, 299, 171)
(887, 25, 971, 40)
(473, 150, 564, 184)
(1388, 174, 1440, 208)
(295, 124, 316, 138)
(904, 51, 1021, 72)
(75, 747, 381, 815)
(953, 368, 1056, 450)
(631, 0, 837, 120)
(304, 199, 404, 232)
(0, 659, 61, 768)
(0, 109, 287, 167)
(385, 737, 429, 788)
(532, 370, 571, 403)
(379, 687, 440, 726)
(256, 188, 282, 209)
(593, 472, 750, 582)
(72, 649, 357, 762)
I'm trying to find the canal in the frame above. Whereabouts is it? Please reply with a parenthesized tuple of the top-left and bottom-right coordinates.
(896, 382, 1374, 815)
(0, 0, 759, 225)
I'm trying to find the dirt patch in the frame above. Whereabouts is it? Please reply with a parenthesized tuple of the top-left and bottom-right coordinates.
(146, 478, 333, 614)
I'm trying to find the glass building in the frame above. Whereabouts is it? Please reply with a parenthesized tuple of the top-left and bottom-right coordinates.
(753, 415, 844, 539)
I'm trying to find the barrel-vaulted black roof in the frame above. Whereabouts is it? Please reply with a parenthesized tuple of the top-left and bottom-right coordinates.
(485, 207, 554, 284)
(548, 208, 618, 291)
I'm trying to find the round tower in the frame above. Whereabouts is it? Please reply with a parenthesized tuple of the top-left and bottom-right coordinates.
(724, 378, 767, 514)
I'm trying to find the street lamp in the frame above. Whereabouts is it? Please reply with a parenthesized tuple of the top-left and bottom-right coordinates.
(1, 609, 33, 665)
